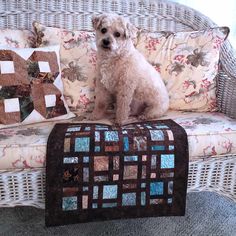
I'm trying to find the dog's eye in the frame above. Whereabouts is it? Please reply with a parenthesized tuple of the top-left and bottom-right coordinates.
(114, 32, 121, 38)
(101, 28, 107, 34)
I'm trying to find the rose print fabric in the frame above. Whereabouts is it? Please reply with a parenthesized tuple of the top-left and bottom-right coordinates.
(0, 29, 35, 48)
(136, 27, 229, 111)
(1, 110, 236, 169)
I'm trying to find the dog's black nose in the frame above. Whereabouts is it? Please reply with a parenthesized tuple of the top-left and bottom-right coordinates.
(102, 38, 110, 46)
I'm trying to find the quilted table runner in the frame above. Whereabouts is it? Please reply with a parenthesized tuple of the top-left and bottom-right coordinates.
(46, 120, 188, 226)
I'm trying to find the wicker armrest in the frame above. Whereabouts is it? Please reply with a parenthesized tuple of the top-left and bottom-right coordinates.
(216, 41, 236, 118)
(0, 0, 236, 117)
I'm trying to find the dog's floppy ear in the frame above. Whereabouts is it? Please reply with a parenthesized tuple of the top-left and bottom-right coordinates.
(92, 15, 105, 30)
(125, 21, 138, 39)
(92, 15, 100, 30)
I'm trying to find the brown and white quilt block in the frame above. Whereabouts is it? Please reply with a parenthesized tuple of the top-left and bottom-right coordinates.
(0, 45, 74, 128)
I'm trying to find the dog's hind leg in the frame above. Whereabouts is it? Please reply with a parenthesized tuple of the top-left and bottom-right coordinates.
(115, 87, 134, 125)
(91, 79, 112, 120)
(138, 97, 169, 120)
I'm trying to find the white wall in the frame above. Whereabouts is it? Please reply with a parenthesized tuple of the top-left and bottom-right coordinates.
(170, 0, 236, 48)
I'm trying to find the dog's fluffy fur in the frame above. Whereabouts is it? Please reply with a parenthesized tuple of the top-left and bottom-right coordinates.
(91, 13, 169, 125)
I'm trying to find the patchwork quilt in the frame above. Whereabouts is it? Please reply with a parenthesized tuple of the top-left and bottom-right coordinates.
(46, 120, 188, 226)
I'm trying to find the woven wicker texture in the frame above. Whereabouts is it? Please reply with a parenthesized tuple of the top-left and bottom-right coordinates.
(0, 0, 235, 117)
(0, 156, 235, 208)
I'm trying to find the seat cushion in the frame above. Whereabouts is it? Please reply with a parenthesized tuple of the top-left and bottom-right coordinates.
(0, 111, 236, 170)
(164, 111, 236, 160)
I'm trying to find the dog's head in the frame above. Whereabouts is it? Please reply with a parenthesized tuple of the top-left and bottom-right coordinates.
(92, 13, 137, 53)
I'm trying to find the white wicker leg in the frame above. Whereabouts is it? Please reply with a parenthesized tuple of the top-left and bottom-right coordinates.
(0, 156, 235, 209)
(188, 156, 236, 201)
(0, 168, 45, 208)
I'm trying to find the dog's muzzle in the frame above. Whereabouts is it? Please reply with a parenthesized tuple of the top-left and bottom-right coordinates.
(102, 38, 111, 49)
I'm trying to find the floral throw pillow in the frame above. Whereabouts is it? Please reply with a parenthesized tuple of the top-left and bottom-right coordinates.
(136, 27, 229, 112)
(33, 22, 96, 116)
(0, 45, 74, 128)
(0, 29, 35, 48)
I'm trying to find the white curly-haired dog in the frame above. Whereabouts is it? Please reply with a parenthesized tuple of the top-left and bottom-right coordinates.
(91, 13, 169, 125)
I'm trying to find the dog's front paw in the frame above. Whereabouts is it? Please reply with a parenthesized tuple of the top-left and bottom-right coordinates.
(114, 118, 123, 126)
(115, 116, 128, 126)
(88, 112, 96, 121)
(89, 111, 104, 120)
(115, 116, 129, 126)
(138, 114, 147, 121)
(138, 112, 161, 121)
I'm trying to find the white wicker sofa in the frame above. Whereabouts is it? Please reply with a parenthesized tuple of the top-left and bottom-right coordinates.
(0, 0, 236, 209)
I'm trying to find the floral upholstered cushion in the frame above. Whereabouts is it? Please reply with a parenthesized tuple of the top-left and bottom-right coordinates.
(0, 29, 35, 48)
(136, 27, 229, 112)
(33, 22, 96, 116)
(1, 111, 236, 169)
(0, 45, 74, 128)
